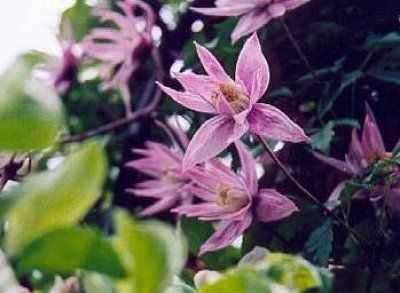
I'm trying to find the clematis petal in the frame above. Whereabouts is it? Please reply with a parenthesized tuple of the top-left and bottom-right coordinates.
(199, 212, 252, 254)
(183, 116, 238, 170)
(235, 33, 270, 102)
(174, 72, 218, 104)
(190, 4, 255, 17)
(361, 105, 385, 154)
(346, 128, 364, 172)
(194, 43, 233, 83)
(283, 0, 313, 10)
(184, 185, 216, 201)
(173, 203, 230, 219)
(235, 142, 258, 194)
(248, 103, 310, 142)
(138, 197, 179, 217)
(311, 151, 355, 175)
(157, 82, 217, 113)
(231, 10, 272, 44)
(255, 189, 298, 222)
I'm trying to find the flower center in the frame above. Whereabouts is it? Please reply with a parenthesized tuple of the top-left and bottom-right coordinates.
(162, 170, 184, 184)
(212, 83, 249, 113)
(216, 184, 249, 212)
(361, 151, 392, 168)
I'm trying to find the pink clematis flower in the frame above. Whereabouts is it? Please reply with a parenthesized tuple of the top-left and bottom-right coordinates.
(191, 0, 312, 43)
(173, 142, 298, 254)
(158, 33, 309, 170)
(82, 0, 154, 114)
(126, 140, 191, 217)
(313, 105, 400, 211)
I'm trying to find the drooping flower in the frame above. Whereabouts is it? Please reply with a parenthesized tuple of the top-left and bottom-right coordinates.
(191, 0, 312, 43)
(126, 141, 190, 217)
(157, 33, 309, 170)
(82, 0, 154, 114)
(313, 105, 400, 211)
(173, 142, 298, 254)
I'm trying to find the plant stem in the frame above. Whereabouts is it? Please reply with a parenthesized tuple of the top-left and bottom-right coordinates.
(257, 135, 367, 245)
(280, 18, 318, 81)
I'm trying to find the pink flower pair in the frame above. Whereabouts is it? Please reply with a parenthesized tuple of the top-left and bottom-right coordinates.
(192, 0, 312, 43)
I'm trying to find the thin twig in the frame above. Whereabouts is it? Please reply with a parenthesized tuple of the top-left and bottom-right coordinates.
(257, 135, 367, 245)
(61, 46, 165, 144)
(280, 18, 318, 81)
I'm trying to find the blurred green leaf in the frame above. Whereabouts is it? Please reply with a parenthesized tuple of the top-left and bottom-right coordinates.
(265, 253, 332, 293)
(0, 57, 62, 151)
(113, 210, 187, 293)
(61, 0, 97, 42)
(0, 249, 21, 292)
(5, 142, 106, 256)
(18, 227, 125, 278)
(198, 267, 274, 293)
(305, 218, 333, 266)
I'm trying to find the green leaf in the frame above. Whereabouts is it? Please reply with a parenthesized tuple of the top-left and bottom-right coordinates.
(60, 0, 97, 42)
(365, 32, 400, 52)
(305, 218, 333, 266)
(310, 121, 335, 153)
(18, 227, 126, 278)
(0, 57, 62, 151)
(113, 210, 187, 293)
(4, 142, 106, 256)
(264, 253, 332, 292)
(198, 267, 275, 293)
(367, 70, 400, 85)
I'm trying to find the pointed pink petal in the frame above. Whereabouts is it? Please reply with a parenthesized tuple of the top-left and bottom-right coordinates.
(183, 116, 238, 170)
(311, 151, 354, 175)
(248, 103, 310, 142)
(235, 142, 258, 195)
(255, 189, 298, 222)
(185, 185, 216, 201)
(327, 181, 346, 203)
(194, 43, 233, 83)
(283, 0, 312, 10)
(199, 212, 252, 254)
(236, 33, 270, 102)
(190, 5, 255, 17)
(138, 197, 178, 217)
(127, 184, 180, 198)
(345, 128, 364, 173)
(174, 72, 218, 103)
(173, 203, 230, 219)
(231, 10, 272, 43)
(157, 82, 217, 113)
(361, 105, 385, 154)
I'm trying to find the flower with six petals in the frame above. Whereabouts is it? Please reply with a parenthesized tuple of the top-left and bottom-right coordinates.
(173, 142, 298, 254)
(158, 33, 309, 170)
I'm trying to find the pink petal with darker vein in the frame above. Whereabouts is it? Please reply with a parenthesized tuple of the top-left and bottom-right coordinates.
(235, 33, 270, 102)
(182, 116, 240, 170)
(255, 189, 298, 222)
(199, 211, 253, 254)
(248, 103, 310, 142)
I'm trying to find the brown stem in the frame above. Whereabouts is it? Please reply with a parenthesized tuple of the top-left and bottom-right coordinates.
(257, 135, 367, 245)
(280, 18, 318, 81)
(61, 46, 165, 144)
